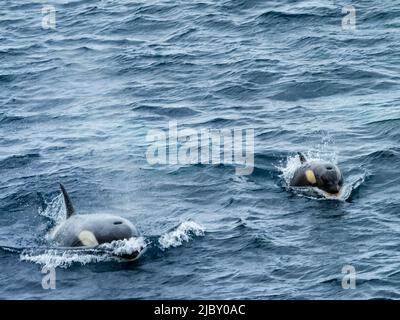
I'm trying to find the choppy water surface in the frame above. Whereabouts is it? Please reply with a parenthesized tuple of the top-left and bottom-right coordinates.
(1, 0, 400, 299)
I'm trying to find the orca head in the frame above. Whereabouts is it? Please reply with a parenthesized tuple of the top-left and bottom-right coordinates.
(315, 163, 344, 195)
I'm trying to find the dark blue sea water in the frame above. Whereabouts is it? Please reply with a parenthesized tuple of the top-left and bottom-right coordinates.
(1, 0, 400, 299)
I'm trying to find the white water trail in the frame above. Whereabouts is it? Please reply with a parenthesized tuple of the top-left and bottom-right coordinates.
(158, 221, 205, 250)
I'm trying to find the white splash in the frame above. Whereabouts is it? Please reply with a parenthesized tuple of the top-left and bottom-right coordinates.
(158, 221, 205, 250)
(20, 237, 148, 269)
(38, 193, 66, 224)
(20, 249, 113, 269)
(99, 237, 147, 257)
(279, 153, 304, 185)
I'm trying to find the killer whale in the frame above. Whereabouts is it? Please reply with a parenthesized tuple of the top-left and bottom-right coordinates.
(290, 153, 344, 195)
(52, 184, 141, 259)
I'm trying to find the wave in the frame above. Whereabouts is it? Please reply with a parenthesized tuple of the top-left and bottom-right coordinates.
(254, 7, 336, 25)
(20, 248, 119, 269)
(0, 153, 40, 170)
(132, 105, 199, 117)
(158, 221, 205, 250)
(0, 114, 25, 124)
(364, 118, 400, 141)
(19, 237, 148, 269)
(215, 83, 258, 100)
(165, 27, 198, 43)
(359, 148, 400, 164)
(270, 80, 357, 101)
(0, 74, 16, 83)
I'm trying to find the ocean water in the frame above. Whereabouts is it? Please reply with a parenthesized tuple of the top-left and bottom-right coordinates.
(1, 0, 400, 300)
